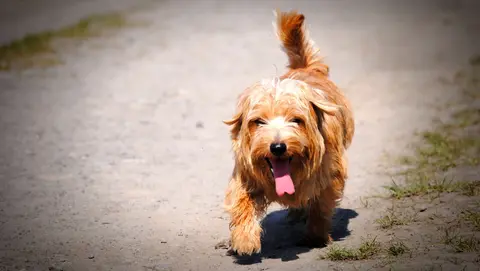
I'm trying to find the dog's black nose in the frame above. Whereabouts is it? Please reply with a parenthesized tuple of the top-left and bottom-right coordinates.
(270, 143, 287, 157)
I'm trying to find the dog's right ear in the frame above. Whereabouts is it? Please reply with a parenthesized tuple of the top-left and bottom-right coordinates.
(223, 112, 243, 139)
(223, 112, 241, 126)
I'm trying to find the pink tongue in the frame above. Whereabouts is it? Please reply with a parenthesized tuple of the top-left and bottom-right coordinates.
(271, 159, 295, 196)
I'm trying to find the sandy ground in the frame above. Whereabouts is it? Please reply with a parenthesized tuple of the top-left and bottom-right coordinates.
(1, 0, 479, 270)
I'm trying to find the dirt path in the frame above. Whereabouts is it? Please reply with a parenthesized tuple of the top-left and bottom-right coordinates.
(1, 1, 479, 270)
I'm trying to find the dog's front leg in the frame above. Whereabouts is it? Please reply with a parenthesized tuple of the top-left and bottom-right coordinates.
(304, 185, 337, 247)
(225, 176, 264, 256)
(287, 207, 308, 225)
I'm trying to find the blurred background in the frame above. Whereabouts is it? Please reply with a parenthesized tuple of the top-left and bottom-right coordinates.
(1, 1, 479, 270)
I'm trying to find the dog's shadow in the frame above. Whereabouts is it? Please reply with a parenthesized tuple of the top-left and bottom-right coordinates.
(231, 207, 359, 265)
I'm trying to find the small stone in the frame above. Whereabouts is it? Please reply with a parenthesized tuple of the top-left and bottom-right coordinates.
(215, 239, 230, 250)
(419, 207, 427, 212)
(88, 255, 95, 259)
(160, 241, 167, 244)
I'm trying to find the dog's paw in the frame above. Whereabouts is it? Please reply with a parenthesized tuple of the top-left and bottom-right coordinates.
(230, 226, 262, 256)
(296, 234, 332, 248)
(230, 236, 261, 256)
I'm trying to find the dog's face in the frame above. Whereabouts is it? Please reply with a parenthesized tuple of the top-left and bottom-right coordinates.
(224, 78, 337, 196)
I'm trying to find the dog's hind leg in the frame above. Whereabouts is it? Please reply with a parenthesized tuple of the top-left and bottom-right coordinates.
(224, 175, 266, 256)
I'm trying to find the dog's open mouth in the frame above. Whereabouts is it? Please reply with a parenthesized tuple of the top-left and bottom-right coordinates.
(266, 157, 295, 196)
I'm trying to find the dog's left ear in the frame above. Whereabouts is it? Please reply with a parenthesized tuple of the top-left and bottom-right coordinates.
(310, 100, 338, 116)
(308, 86, 339, 116)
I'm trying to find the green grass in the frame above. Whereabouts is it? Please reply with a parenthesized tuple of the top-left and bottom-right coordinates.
(0, 13, 128, 71)
(321, 237, 382, 261)
(375, 209, 414, 230)
(383, 177, 479, 199)
(387, 241, 410, 257)
(442, 228, 480, 253)
(396, 128, 480, 180)
(458, 181, 480, 197)
(386, 60, 480, 200)
(375, 55, 480, 268)
(462, 210, 480, 231)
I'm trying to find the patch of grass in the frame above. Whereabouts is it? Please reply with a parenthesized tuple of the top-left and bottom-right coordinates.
(396, 129, 480, 179)
(387, 241, 410, 257)
(383, 178, 477, 199)
(321, 245, 358, 261)
(396, 155, 415, 166)
(388, 63, 480, 199)
(376, 213, 410, 230)
(443, 228, 480, 253)
(462, 210, 480, 231)
(421, 130, 479, 167)
(375, 203, 417, 229)
(0, 13, 128, 71)
(57, 13, 127, 38)
(321, 237, 381, 261)
(457, 181, 480, 196)
(451, 108, 480, 128)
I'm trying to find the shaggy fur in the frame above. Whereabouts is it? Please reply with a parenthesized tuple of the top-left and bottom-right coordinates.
(223, 9, 355, 256)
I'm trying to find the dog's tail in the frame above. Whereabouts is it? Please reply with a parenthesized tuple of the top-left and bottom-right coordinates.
(273, 10, 328, 75)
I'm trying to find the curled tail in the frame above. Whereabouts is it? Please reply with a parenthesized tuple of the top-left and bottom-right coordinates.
(273, 10, 328, 75)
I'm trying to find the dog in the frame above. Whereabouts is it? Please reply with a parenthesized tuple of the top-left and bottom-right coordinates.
(223, 9, 355, 256)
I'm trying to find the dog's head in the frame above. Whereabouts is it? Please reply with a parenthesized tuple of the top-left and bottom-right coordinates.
(224, 78, 337, 196)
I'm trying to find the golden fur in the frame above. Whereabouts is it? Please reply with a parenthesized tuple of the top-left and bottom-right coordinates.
(223, 9, 355, 256)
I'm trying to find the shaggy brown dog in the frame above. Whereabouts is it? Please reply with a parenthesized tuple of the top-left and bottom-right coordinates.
(223, 9, 355, 256)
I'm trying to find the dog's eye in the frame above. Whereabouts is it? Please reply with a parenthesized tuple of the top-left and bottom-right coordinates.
(291, 118, 303, 124)
(254, 119, 266, 125)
